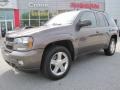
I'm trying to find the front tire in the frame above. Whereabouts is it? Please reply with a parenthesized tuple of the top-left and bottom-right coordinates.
(104, 38, 116, 56)
(42, 45, 72, 80)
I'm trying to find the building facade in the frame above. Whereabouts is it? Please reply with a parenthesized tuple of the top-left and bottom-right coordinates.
(0, 0, 18, 33)
(0, 0, 105, 33)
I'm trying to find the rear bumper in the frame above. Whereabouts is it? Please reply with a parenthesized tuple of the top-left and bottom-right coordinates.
(1, 47, 44, 71)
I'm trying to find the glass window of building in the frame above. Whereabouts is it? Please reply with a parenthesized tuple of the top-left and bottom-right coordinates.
(30, 10, 39, 19)
(58, 10, 68, 14)
(40, 20, 48, 26)
(21, 20, 29, 27)
(30, 20, 39, 26)
(49, 10, 58, 19)
(0, 10, 6, 20)
(20, 9, 30, 26)
(20, 9, 29, 20)
(40, 10, 49, 20)
(20, 10, 49, 26)
(0, 10, 14, 32)
(5, 10, 13, 20)
(40, 10, 49, 26)
(30, 10, 39, 26)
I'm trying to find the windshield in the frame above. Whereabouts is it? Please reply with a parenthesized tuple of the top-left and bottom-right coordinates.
(45, 11, 80, 25)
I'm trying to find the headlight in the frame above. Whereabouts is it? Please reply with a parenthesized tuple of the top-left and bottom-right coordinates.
(14, 37, 33, 51)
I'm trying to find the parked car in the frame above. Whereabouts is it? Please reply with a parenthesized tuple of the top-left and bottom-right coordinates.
(1, 10, 119, 80)
(1, 29, 6, 37)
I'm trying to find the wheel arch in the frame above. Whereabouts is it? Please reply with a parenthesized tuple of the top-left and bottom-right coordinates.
(40, 40, 75, 70)
(111, 34, 117, 43)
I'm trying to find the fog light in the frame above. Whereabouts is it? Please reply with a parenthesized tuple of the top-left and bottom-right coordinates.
(18, 60, 24, 66)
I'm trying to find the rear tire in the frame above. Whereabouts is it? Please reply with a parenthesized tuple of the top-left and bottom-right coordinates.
(104, 38, 116, 56)
(42, 45, 72, 80)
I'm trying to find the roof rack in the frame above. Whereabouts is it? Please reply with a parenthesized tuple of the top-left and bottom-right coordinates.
(75, 8, 105, 12)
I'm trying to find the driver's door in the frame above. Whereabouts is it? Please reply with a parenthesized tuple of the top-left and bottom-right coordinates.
(76, 11, 100, 54)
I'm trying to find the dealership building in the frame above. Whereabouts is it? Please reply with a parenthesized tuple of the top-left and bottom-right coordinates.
(0, 0, 105, 32)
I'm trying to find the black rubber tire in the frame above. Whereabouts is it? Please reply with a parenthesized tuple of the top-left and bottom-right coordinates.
(42, 45, 72, 80)
(104, 38, 116, 56)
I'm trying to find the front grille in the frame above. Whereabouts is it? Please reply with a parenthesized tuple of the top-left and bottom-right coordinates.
(6, 37, 14, 42)
(6, 45, 13, 50)
(5, 37, 14, 50)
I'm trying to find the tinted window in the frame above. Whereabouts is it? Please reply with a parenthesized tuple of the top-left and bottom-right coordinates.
(96, 12, 109, 27)
(80, 12, 96, 27)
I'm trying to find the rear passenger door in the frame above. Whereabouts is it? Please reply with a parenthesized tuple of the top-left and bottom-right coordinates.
(95, 12, 109, 48)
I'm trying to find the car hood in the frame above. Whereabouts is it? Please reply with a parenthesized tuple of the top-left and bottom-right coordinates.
(6, 24, 71, 38)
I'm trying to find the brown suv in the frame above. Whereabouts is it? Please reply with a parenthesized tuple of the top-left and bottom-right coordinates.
(1, 10, 119, 80)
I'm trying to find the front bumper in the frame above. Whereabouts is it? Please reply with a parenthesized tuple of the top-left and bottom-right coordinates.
(1, 47, 44, 71)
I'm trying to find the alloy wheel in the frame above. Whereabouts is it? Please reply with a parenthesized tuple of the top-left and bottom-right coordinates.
(50, 52, 69, 76)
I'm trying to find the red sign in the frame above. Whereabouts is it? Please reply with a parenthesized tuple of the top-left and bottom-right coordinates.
(14, 9, 20, 28)
(70, 2, 100, 9)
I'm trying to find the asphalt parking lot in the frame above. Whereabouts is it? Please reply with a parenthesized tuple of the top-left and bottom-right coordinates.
(0, 38, 120, 90)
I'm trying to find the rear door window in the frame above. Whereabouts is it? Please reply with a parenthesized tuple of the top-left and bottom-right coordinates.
(96, 12, 109, 27)
(105, 13, 117, 27)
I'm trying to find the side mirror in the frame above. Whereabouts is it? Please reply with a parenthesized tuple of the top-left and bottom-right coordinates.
(76, 20, 92, 30)
(79, 20, 92, 27)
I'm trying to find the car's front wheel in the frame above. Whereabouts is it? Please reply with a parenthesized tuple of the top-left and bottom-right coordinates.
(104, 38, 116, 56)
(42, 45, 72, 80)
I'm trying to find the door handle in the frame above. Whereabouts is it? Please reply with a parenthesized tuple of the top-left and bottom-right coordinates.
(96, 31, 99, 33)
